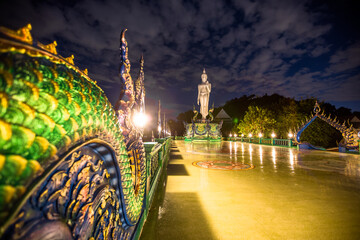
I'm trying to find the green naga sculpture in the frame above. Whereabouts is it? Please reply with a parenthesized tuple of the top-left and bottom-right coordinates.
(0, 24, 147, 239)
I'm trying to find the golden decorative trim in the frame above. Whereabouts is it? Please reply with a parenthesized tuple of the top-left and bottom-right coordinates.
(83, 68, 88, 75)
(192, 160, 255, 171)
(64, 54, 74, 65)
(37, 41, 57, 55)
(0, 37, 100, 89)
(0, 24, 33, 45)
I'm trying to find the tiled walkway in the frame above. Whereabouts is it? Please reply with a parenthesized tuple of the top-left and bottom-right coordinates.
(141, 140, 360, 240)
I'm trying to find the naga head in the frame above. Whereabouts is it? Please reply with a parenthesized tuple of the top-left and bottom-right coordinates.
(313, 100, 320, 114)
(120, 29, 130, 69)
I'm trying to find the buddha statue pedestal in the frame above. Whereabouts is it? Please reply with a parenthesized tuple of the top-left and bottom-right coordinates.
(184, 121, 222, 142)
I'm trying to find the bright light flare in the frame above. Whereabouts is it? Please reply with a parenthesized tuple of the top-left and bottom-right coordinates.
(248, 133, 252, 138)
(288, 133, 293, 138)
(258, 133, 263, 138)
(272, 148, 276, 168)
(271, 133, 276, 138)
(133, 112, 149, 128)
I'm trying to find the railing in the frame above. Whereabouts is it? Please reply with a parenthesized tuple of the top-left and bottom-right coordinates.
(261, 138, 272, 145)
(144, 143, 161, 185)
(133, 137, 172, 239)
(227, 137, 294, 148)
(273, 139, 292, 147)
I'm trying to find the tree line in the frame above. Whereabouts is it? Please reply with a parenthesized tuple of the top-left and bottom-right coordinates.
(168, 94, 358, 148)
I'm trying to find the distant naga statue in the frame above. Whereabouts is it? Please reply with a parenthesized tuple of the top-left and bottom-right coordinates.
(192, 105, 199, 121)
(208, 103, 215, 122)
(197, 69, 211, 120)
(294, 101, 359, 152)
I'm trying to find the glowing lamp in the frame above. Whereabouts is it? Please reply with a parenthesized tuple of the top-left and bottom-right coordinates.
(241, 134, 244, 137)
(271, 133, 276, 138)
(248, 133, 252, 138)
(288, 133, 293, 138)
(258, 133, 263, 138)
(229, 134, 232, 137)
(133, 112, 149, 128)
(234, 134, 237, 137)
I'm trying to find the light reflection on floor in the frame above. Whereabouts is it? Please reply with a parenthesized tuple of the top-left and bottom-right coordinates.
(141, 140, 360, 240)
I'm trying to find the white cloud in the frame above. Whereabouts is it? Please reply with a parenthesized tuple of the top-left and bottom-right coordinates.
(0, 0, 359, 117)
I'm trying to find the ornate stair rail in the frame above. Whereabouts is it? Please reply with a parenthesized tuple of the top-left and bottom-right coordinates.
(294, 101, 359, 152)
(0, 24, 170, 239)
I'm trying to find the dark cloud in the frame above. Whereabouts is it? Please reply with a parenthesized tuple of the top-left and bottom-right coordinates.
(0, 0, 359, 119)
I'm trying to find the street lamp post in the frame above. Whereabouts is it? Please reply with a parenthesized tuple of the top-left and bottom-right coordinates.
(288, 132, 293, 147)
(258, 133, 263, 144)
(248, 133, 252, 143)
(271, 133, 276, 145)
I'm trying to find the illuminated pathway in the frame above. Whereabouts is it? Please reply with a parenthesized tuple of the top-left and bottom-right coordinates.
(141, 141, 360, 240)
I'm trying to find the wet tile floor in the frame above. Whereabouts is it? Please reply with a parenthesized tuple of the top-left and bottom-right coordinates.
(140, 140, 360, 240)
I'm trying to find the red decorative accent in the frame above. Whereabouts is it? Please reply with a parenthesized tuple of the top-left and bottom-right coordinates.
(192, 160, 254, 170)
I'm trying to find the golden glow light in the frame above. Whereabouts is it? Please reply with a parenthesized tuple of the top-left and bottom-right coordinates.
(288, 133, 293, 138)
(229, 133, 232, 137)
(248, 133, 252, 138)
(271, 133, 276, 138)
(133, 112, 149, 128)
(258, 133, 263, 138)
(289, 149, 294, 172)
(272, 148, 276, 168)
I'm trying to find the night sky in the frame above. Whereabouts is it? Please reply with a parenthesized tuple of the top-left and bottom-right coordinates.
(1, 0, 359, 121)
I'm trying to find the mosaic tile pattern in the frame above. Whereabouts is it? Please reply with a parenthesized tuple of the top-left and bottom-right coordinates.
(192, 160, 254, 170)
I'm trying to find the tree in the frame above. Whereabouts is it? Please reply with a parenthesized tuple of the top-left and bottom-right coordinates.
(276, 99, 301, 138)
(237, 106, 276, 136)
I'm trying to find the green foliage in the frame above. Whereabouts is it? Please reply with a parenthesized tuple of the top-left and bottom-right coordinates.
(176, 110, 194, 123)
(173, 110, 194, 135)
(276, 99, 302, 138)
(167, 119, 184, 136)
(237, 106, 276, 136)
